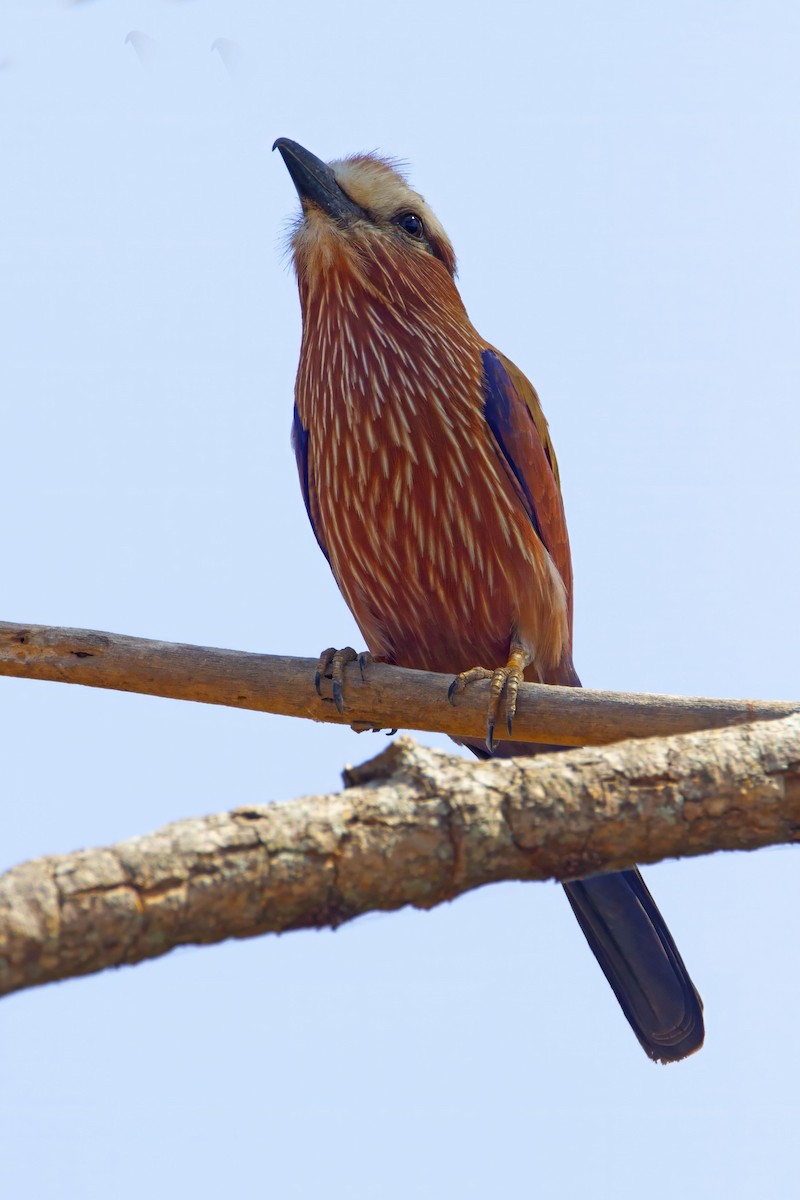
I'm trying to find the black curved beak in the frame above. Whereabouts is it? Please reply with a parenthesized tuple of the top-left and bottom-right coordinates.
(273, 138, 362, 223)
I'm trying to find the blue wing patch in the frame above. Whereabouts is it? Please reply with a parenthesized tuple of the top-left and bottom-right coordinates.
(292, 405, 330, 563)
(480, 348, 545, 547)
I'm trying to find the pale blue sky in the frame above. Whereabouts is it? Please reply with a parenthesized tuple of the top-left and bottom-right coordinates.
(2, 2, 800, 1197)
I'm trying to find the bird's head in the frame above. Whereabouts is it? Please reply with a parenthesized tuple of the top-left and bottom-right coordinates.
(274, 138, 457, 303)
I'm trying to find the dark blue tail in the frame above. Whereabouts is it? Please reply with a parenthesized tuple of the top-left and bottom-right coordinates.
(563, 868, 703, 1062)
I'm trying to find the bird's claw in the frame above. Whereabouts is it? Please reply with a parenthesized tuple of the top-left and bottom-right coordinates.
(315, 647, 337, 696)
(449, 647, 531, 752)
(448, 666, 493, 703)
(314, 646, 372, 714)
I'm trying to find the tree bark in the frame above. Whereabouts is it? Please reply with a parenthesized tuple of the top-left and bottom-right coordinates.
(0, 620, 796, 747)
(3, 714, 800, 999)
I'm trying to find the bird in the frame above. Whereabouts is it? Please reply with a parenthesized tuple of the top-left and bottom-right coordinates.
(274, 136, 704, 1063)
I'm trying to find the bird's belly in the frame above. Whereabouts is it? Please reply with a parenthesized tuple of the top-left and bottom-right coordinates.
(315, 443, 568, 678)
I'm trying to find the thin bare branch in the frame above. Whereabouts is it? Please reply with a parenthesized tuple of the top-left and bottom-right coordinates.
(0, 620, 796, 746)
(3, 715, 800, 998)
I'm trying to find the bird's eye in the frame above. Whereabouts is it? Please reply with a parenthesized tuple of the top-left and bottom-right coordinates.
(398, 212, 424, 239)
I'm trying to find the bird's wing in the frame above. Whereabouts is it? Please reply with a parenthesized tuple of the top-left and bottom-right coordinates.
(292, 405, 330, 562)
(480, 348, 573, 620)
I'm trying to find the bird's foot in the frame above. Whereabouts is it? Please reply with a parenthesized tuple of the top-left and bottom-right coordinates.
(315, 646, 372, 714)
(448, 644, 531, 752)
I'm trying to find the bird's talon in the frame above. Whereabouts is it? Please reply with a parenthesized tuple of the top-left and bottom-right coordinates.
(315, 645, 364, 713)
(452, 647, 530, 750)
(332, 646, 358, 712)
(505, 682, 519, 737)
(357, 651, 372, 680)
(448, 665, 492, 705)
(315, 647, 337, 696)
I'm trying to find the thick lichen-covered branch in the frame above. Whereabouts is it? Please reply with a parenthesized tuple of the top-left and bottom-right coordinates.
(0, 620, 796, 746)
(2, 715, 800, 999)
